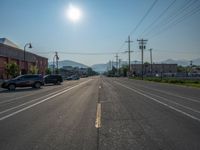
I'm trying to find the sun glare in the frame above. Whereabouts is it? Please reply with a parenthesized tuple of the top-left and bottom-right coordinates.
(67, 5, 82, 22)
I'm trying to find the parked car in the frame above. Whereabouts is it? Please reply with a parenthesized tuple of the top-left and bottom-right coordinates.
(1, 74, 44, 90)
(66, 75, 80, 80)
(43, 74, 63, 85)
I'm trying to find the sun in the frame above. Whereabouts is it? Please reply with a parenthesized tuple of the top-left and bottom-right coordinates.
(67, 4, 82, 22)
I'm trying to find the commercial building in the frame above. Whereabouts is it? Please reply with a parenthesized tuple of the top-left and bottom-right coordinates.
(59, 66, 88, 78)
(131, 63, 177, 76)
(0, 38, 48, 79)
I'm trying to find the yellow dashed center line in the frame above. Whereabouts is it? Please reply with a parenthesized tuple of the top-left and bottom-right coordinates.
(95, 103, 101, 128)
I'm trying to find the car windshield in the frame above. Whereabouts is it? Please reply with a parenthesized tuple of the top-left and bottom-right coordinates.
(43, 75, 49, 78)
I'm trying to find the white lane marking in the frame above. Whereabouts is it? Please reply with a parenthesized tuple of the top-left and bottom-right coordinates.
(95, 103, 101, 128)
(0, 92, 39, 105)
(0, 81, 89, 114)
(142, 85, 200, 103)
(0, 84, 79, 115)
(122, 80, 200, 104)
(0, 82, 72, 105)
(99, 86, 101, 89)
(126, 85, 200, 114)
(0, 79, 92, 121)
(114, 81, 200, 122)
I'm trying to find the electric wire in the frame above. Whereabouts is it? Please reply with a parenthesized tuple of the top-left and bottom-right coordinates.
(144, 0, 199, 37)
(140, 0, 177, 37)
(129, 0, 159, 36)
(149, 2, 200, 39)
(116, 0, 158, 55)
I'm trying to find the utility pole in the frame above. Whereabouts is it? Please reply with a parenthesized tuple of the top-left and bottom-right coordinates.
(125, 36, 133, 73)
(109, 60, 111, 70)
(119, 59, 121, 76)
(119, 59, 121, 69)
(53, 51, 59, 74)
(111, 60, 114, 69)
(115, 53, 119, 76)
(149, 48, 153, 76)
(56, 52, 59, 74)
(190, 60, 193, 67)
(115, 53, 119, 69)
(137, 39, 148, 80)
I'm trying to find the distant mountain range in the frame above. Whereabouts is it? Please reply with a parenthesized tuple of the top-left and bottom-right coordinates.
(49, 58, 200, 73)
(160, 58, 200, 66)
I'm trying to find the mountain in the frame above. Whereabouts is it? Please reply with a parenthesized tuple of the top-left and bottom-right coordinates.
(160, 58, 200, 66)
(49, 60, 88, 68)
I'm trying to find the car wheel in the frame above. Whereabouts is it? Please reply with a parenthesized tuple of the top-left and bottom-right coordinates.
(8, 84, 16, 91)
(34, 82, 41, 88)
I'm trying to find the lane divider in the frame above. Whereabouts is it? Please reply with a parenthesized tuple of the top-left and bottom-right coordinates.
(114, 81, 200, 122)
(0, 79, 92, 121)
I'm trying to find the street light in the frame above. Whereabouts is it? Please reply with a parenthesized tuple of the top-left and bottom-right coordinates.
(53, 52, 59, 74)
(23, 43, 32, 74)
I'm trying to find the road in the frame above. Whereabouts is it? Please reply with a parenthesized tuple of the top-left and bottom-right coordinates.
(0, 76, 200, 150)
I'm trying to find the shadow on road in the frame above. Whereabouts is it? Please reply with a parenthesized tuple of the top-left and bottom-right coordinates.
(0, 87, 42, 93)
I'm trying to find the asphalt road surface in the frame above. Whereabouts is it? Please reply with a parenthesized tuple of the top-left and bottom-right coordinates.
(0, 76, 200, 150)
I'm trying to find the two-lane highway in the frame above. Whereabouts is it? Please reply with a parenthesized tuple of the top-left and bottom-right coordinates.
(0, 76, 200, 150)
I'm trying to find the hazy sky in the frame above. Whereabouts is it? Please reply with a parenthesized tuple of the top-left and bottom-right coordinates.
(1, 0, 200, 66)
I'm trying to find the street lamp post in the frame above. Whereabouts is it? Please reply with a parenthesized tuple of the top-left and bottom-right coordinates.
(53, 52, 59, 74)
(23, 43, 32, 74)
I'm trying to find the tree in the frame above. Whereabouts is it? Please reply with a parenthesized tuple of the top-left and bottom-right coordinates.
(29, 65, 38, 74)
(144, 62, 150, 65)
(87, 67, 98, 76)
(122, 65, 128, 77)
(55, 68, 59, 74)
(5, 62, 20, 78)
(45, 68, 52, 75)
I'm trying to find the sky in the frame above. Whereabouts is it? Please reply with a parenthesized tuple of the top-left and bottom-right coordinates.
(0, 0, 200, 66)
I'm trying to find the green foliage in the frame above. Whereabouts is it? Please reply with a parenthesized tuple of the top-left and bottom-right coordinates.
(29, 65, 38, 74)
(122, 65, 128, 77)
(87, 67, 98, 76)
(144, 62, 150, 65)
(55, 68, 59, 74)
(5, 62, 20, 78)
(45, 68, 52, 75)
(132, 77, 200, 88)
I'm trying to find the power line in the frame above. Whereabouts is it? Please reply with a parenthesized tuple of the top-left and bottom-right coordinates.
(145, 0, 199, 38)
(149, 3, 200, 39)
(129, 0, 158, 36)
(116, 0, 158, 54)
(140, 0, 177, 37)
(143, 0, 194, 37)
(33, 51, 125, 55)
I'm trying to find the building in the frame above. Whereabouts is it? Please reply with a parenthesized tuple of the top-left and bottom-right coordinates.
(131, 63, 177, 76)
(0, 38, 48, 79)
(59, 66, 88, 78)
